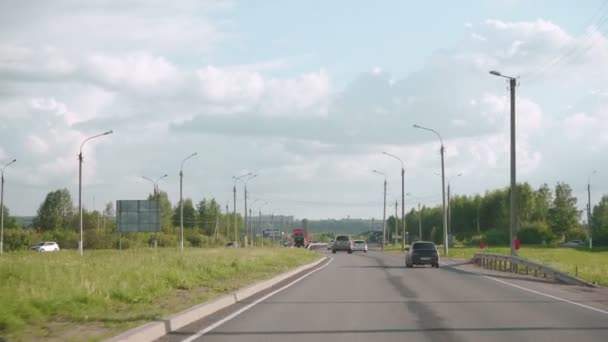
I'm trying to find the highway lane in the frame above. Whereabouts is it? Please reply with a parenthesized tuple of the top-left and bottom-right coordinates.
(160, 250, 608, 342)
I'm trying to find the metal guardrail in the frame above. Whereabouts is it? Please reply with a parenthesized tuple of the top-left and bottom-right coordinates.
(472, 253, 596, 287)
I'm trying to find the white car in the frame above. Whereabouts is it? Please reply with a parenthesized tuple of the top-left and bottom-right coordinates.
(30, 241, 60, 252)
(351, 240, 368, 253)
(562, 240, 585, 247)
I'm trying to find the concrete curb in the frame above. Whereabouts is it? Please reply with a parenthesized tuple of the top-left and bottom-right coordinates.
(105, 256, 327, 342)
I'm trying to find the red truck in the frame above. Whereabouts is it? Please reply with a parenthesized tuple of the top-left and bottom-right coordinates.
(292, 228, 309, 248)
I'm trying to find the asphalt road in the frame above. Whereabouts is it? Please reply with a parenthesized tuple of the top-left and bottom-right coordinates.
(160, 250, 608, 342)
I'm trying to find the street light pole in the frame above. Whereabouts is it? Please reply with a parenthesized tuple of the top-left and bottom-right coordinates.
(233, 172, 252, 247)
(243, 174, 257, 247)
(382, 152, 406, 250)
(418, 203, 422, 240)
(142, 174, 167, 248)
(413, 124, 448, 256)
(1, 159, 16, 255)
(372, 169, 387, 251)
(79, 130, 113, 256)
(588, 170, 597, 249)
(444, 173, 463, 237)
(179, 152, 197, 251)
(490, 70, 518, 256)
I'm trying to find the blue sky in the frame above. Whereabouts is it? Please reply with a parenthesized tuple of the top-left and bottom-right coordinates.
(1, 0, 608, 220)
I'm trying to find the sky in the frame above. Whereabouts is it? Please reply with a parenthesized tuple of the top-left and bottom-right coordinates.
(1, 0, 608, 220)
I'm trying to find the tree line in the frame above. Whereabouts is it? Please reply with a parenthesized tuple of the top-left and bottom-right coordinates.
(2, 188, 245, 251)
(385, 182, 608, 246)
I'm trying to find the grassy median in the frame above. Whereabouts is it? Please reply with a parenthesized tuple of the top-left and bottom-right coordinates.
(0, 247, 320, 341)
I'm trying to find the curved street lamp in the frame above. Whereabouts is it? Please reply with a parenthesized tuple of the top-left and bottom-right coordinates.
(142, 174, 168, 197)
(79, 130, 113, 256)
(382, 152, 406, 250)
(588, 170, 597, 249)
(372, 169, 387, 251)
(179, 152, 197, 251)
(1, 158, 17, 255)
(232, 172, 252, 247)
(413, 124, 448, 255)
(489, 70, 518, 256)
(243, 174, 258, 247)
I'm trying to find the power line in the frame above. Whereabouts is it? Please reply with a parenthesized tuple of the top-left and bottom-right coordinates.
(525, 0, 608, 83)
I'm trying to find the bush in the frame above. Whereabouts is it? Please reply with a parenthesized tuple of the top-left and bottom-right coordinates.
(468, 234, 484, 247)
(2, 229, 35, 251)
(564, 227, 588, 241)
(484, 228, 509, 246)
(41, 230, 79, 249)
(518, 221, 556, 245)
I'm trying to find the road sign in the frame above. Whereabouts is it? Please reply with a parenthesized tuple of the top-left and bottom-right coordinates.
(116, 200, 160, 232)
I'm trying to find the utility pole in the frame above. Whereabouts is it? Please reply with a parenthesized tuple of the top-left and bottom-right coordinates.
(490, 70, 518, 256)
(226, 204, 230, 242)
(588, 170, 596, 249)
(232, 172, 252, 248)
(413, 124, 448, 256)
(271, 214, 275, 244)
(180, 152, 197, 252)
(259, 210, 263, 247)
(244, 186, 248, 247)
(447, 183, 451, 235)
(382, 179, 387, 251)
(418, 203, 422, 240)
(78, 131, 113, 256)
(249, 208, 253, 246)
(509, 76, 517, 256)
(382, 152, 406, 251)
(233, 184, 237, 246)
(1, 159, 16, 255)
(588, 184, 592, 249)
(394, 201, 398, 245)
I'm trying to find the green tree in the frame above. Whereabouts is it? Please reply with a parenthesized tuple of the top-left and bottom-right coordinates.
(197, 198, 222, 235)
(591, 195, 608, 246)
(148, 191, 173, 232)
(531, 183, 552, 222)
(102, 201, 116, 231)
(172, 198, 196, 228)
(34, 189, 74, 230)
(480, 188, 508, 232)
(547, 182, 580, 240)
(1, 204, 19, 229)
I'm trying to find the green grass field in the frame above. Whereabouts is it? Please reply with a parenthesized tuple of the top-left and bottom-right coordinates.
(439, 246, 608, 286)
(0, 247, 319, 341)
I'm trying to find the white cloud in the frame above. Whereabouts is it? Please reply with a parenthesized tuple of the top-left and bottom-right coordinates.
(2, 5, 608, 219)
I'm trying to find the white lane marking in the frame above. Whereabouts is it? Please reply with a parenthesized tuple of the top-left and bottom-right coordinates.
(441, 263, 608, 315)
(181, 257, 334, 342)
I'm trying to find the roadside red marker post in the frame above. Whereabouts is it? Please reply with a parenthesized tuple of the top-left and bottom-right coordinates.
(514, 239, 520, 250)
(479, 240, 485, 249)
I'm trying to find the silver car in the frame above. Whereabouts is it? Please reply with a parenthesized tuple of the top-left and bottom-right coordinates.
(351, 240, 368, 253)
(332, 235, 352, 254)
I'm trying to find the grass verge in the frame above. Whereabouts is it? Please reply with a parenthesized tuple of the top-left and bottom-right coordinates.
(404, 246, 608, 286)
(0, 247, 320, 341)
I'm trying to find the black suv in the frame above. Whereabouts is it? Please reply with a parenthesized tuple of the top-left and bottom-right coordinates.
(405, 241, 440, 268)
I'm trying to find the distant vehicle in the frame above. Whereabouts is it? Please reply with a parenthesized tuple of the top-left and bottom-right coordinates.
(351, 240, 368, 253)
(30, 241, 60, 252)
(332, 235, 352, 254)
(293, 228, 309, 248)
(283, 241, 293, 247)
(562, 240, 585, 247)
(225, 241, 237, 248)
(405, 241, 439, 268)
(327, 240, 334, 250)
